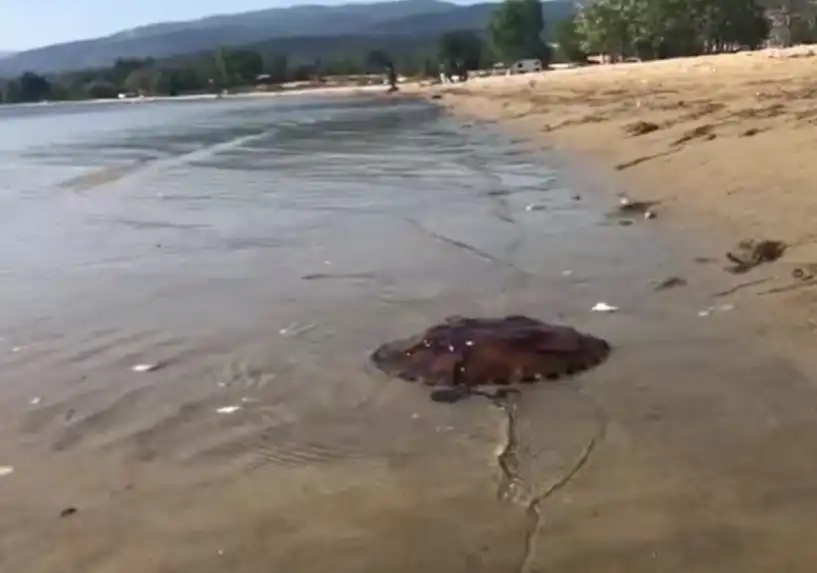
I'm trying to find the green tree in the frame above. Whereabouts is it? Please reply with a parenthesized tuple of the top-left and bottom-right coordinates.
(265, 54, 289, 82)
(10, 72, 52, 102)
(123, 68, 159, 94)
(438, 30, 485, 71)
(489, 0, 551, 64)
(573, 0, 769, 61)
(228, 49, 265, 84)
(552, 17, 588, 62)
(85, 80, 119, 99)
(366, 49, 393, 71)
(215, 46, 232, 87)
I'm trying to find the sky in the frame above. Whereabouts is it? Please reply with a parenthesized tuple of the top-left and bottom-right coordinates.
(3, 0, 471, 51)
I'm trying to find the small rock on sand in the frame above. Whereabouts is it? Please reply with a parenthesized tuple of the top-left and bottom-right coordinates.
(131, 363, 159, 373)
(624, 120, 660, 136)
(725, 239, 786, 274)
(216, 405, 242, 415)
(653, 276, 687, 290)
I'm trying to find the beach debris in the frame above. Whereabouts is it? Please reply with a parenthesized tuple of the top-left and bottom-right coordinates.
(525, 203, 546, 212)
(610, 195, 659, 220)
(10, 346, 22, 353)
(0, 466, 13, 477)
(591, 302, 619, 313)
(672, 124, 716, 146)
(713, 277, 773, 298)
(698, 303, 734, 317)
(279, 322, 317, 337)
(562, 269, 574, 277)
(301, 272, 376, 281)
(216, 405, 241, 415)
(725, 239, 786, 274)
(430, 93, 443, 100)
(60, 507, 78, 519)
(792, 264, 817, 281)
(624, 120, 660, 136)
(131, 363, 159, 373)
(652, 276, 687, 291)
(29, 397, 42, 406)
(572, 194, 582, 201)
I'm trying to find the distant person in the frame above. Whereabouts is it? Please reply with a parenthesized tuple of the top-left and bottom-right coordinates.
(386, 63, 398, 93)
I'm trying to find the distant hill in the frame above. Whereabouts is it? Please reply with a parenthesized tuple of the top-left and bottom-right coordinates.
(368, 1, 574, 36)
(0, 52, 13, 60)
(0, 0, 574, 76)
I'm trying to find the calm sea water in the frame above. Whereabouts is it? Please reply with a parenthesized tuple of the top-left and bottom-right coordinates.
(0, 93, 677, 463)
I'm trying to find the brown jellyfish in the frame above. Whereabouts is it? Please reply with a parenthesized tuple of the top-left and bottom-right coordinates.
(370, 315, 611, 393)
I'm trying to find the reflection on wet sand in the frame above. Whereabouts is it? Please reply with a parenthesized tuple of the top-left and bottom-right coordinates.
(2, 95, 817, 572)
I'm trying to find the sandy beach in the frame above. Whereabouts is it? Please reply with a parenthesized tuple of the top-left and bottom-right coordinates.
(389, 50, 817, 570)
(422, 46, 817, 346)
(6, 82, 817, 572)
(430, 48, 817, 236)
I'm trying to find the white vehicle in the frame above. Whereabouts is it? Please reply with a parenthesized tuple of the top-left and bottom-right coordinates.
(507, 59, 543, 75)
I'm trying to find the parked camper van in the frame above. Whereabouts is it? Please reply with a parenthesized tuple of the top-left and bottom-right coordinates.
(508, 59, 543, 75)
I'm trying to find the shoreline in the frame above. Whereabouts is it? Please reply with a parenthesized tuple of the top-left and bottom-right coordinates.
(0, 82, 403, 109)
(421, 47, 817, 238)
(414, 47, 817, 349)
(7, 80, 817, 570)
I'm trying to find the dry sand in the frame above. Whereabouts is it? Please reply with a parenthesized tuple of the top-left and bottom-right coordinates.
(421, 45, 817, 342)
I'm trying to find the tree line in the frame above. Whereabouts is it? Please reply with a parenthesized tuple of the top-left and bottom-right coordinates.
(0, 0, 548, 103)
(1, 0, 804, 104)
(558, 0, 817, 62)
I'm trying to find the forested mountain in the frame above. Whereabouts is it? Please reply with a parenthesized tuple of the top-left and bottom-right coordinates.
(0, 0, 574, 75)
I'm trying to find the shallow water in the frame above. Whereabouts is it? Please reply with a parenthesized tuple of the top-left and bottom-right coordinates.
(0, 95, 673, 464)
(5, 95, 817, 572)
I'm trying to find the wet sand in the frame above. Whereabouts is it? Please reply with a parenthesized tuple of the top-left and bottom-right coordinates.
(3, 93, 817, 572)
(397, 48, 817, 570)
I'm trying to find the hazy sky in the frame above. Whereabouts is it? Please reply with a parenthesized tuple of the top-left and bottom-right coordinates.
(4, 0, 467, 51)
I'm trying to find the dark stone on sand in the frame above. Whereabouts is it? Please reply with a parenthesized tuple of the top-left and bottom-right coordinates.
(607, 198, 658, 222)
(653, 276, 688, 290)
(430, 94, 443, 100)
(616, 199, 658, 215)
(60, 507, 77, 518)
(793, 265, 817, 281)
(725, 239, 786, 274)
(624, 120, 660, 136)
(370, 315, 611, 391)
